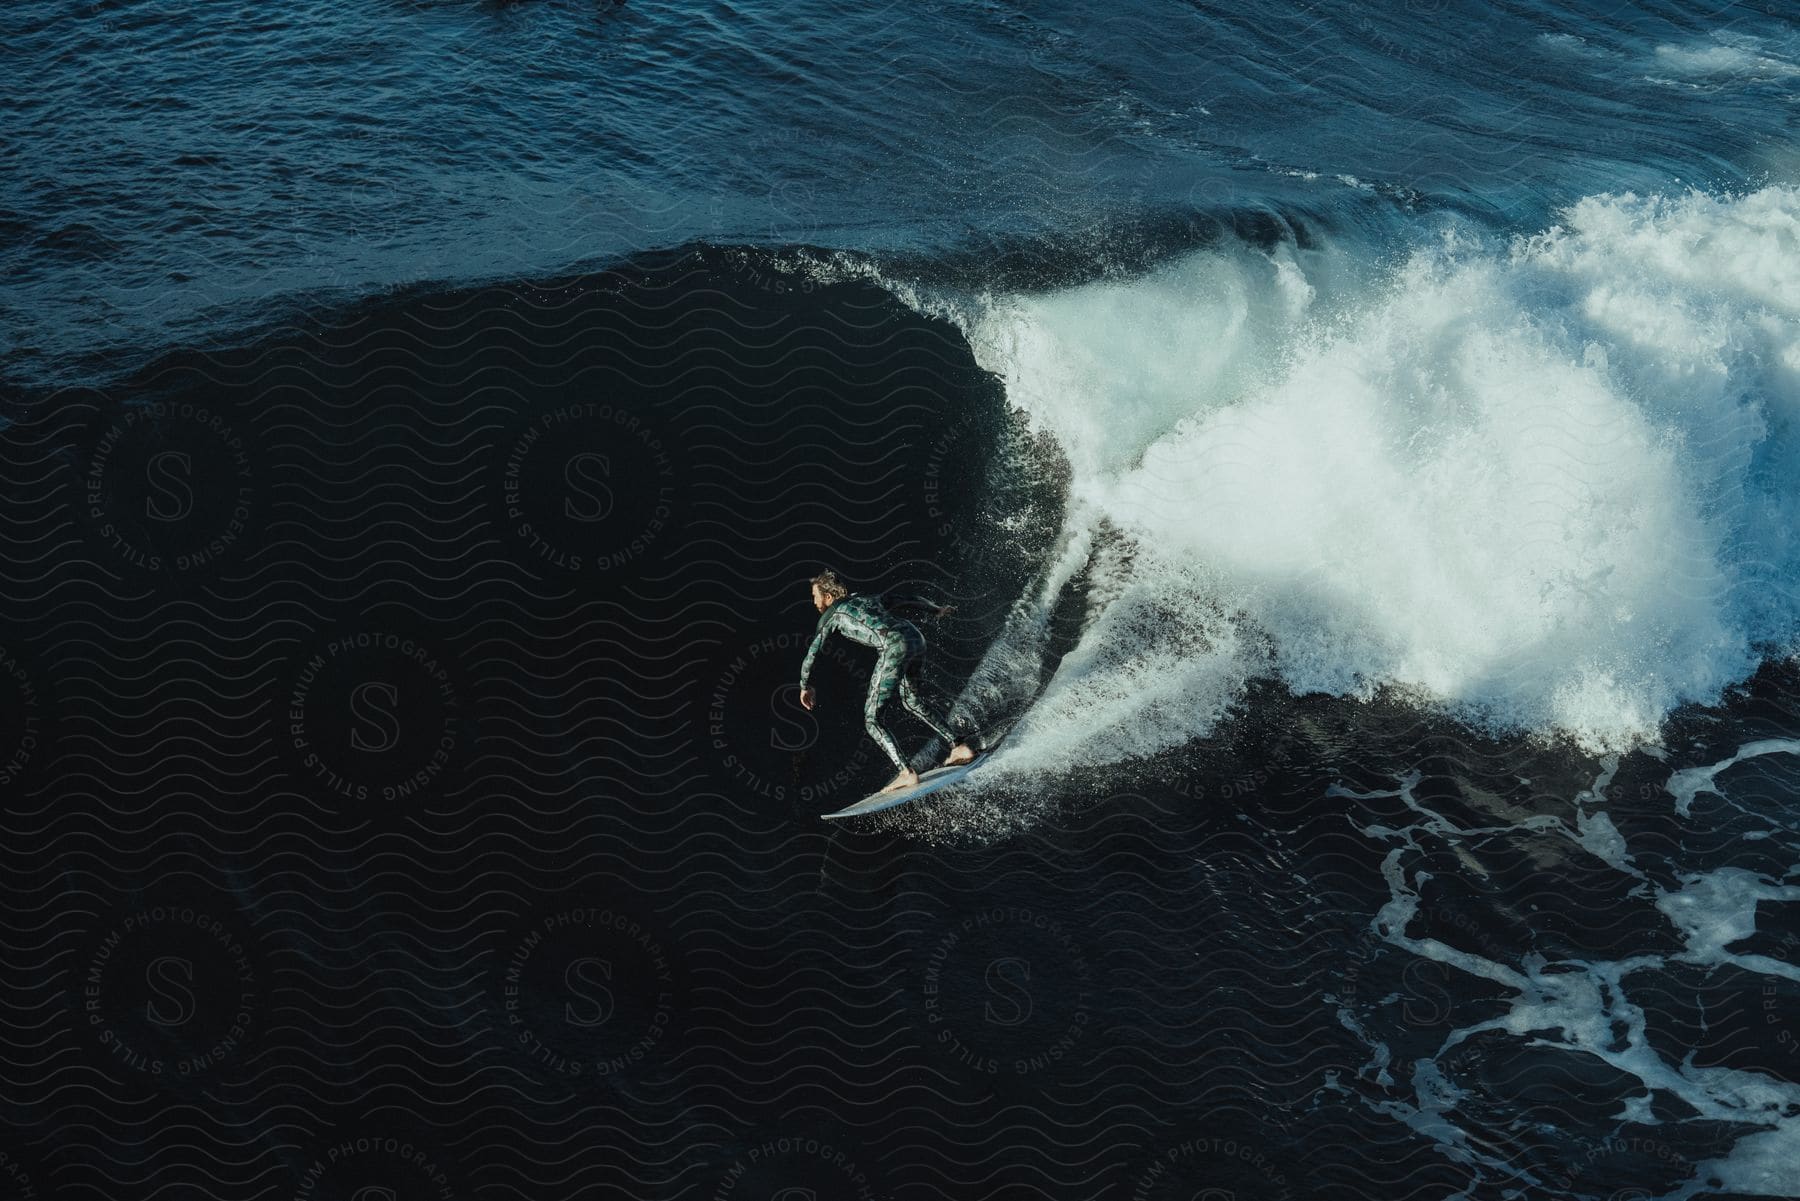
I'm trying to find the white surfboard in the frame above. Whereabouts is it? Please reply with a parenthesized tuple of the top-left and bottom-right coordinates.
(821, 734, 1009, 820)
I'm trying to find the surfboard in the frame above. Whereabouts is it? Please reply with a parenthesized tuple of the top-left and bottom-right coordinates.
(821, 732, 1009, 820)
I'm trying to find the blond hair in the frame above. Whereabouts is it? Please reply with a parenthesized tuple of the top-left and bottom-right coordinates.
(811, 569, 849, 603)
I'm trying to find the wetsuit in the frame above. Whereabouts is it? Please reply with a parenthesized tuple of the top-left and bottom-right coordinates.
(798, 590, 959, 769)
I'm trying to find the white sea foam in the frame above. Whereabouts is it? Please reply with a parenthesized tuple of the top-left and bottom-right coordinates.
(1665, 739, 1800, 816)
(1339, 771, 1800, 1199)
(1651, 32, 1800, 81)
(931, 186, 1800, 767)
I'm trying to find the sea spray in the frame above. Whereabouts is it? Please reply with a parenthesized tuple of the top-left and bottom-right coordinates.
(889, 186, 1800, 763)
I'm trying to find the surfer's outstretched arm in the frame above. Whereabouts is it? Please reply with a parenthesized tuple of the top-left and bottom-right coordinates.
(798, 608, 837, 708)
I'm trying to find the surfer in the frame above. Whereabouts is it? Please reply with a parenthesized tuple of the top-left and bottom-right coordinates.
(798, 569, 977, 795)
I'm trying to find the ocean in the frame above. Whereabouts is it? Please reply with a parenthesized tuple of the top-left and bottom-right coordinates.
(3, 1, 1799, 1198)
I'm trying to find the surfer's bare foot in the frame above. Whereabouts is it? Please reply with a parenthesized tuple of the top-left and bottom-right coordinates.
(943, 742, 975, 766)
(879, 768, 920, 795)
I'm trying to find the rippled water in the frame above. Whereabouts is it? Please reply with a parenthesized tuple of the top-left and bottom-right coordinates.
(5, 0, 1795, 383)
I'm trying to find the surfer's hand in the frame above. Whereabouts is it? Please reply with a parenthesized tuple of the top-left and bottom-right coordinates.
(799, 687, 815, 711)
(937, 605, 955, 618)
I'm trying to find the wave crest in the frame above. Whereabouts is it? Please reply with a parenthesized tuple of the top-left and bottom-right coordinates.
(898, 185, 1800, 764)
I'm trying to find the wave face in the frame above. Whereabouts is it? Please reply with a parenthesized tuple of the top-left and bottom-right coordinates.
(796, 186, 1800, 770)
(4, 235, 1799, 1201)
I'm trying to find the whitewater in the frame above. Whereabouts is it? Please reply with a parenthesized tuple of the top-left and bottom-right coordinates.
(801, 185, 1800, 771)
(803, 184, 1800, 1199)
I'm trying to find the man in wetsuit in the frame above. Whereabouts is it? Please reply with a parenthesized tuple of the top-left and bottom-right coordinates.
(798, 569, 977, 795)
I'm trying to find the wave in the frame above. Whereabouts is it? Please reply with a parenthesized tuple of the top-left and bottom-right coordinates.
(803, 184, 1800, 768)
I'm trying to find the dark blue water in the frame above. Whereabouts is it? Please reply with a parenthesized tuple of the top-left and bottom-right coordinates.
(4, 2, 1800, 1199)
(5, 0, 1794, 384)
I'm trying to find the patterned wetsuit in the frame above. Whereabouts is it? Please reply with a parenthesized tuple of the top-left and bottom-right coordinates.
(798, 591, 959, 769)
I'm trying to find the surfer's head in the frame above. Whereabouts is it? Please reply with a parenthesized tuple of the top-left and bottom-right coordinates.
(810, 569, 848, 612)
